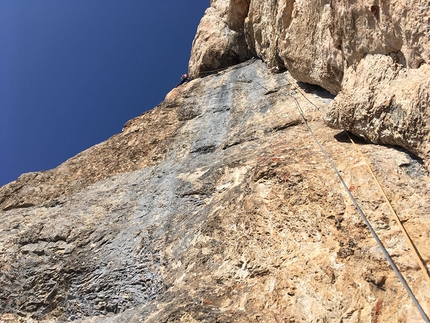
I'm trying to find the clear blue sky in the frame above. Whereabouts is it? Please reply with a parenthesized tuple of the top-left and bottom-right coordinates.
(0, 0, 210, 186)
(0, 1, 209, 187)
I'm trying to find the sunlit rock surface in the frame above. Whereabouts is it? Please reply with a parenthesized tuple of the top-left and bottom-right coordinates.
(325, 55, 430, 170)
(189, 0, 430, 168)
(1, 60, 429, 322)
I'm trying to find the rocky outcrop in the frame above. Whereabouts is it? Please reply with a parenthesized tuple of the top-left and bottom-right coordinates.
(325, 55, 430, 168)
(1, 60, 429, 323)
(190, 0, 429, 91)
(188, 0, 254, 78)
(1, 1, 430, 321)
(189, 0, 430, 167)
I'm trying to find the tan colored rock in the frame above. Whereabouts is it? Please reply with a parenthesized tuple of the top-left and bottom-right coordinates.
(2, 0, 430, 321)
(189, 0, 430, 171)
(190, 0, 429, 92)
(1, 61, 429, 322)
(188, 0, 253, 78)
(245, 0, 344, 92)
(0, 103, 180, 212)
(164, 87, 180, 102)
(325, 54, 430, 169)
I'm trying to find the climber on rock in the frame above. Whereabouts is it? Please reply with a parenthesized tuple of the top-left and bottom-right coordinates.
(176, 73, 190, 87)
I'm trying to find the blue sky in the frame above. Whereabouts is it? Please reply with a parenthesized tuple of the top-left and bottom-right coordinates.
(0, 1, 209, 187)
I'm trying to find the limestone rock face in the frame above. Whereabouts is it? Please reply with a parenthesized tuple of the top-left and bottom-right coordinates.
(189, 0, 430, 168)
(325, 55, 430, 168)
(190, 0, 429, 91)
(188, 0, 254, 78)
(1, 61, 430, 323)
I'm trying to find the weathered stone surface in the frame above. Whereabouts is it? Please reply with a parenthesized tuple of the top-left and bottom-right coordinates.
(189, 0, 430, 172)
(0, 104, 179, 212)
(325, 54, 430, 170)
(190, 0, 429, 91)
(188, 0, 254, 78)
(1, 61, 429, 322)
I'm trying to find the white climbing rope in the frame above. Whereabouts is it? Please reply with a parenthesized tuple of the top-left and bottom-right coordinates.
(289, 93, 430, 323)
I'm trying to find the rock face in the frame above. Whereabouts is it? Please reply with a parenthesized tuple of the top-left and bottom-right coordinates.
(189, 0, 254, 78)
(1, 1, 430, 322)
(1, 60, 430, 323)
(190, 0, 429, 90)
(189, 0, 430, 168)
(325, 55, 430, 169)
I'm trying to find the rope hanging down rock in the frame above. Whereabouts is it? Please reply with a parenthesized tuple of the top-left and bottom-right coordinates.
(289, 92, 430, 323)
(289, 75, 430, 287)
(346, 131, 430, 287)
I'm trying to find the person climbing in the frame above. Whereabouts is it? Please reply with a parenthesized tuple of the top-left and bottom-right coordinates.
(176, 73, 190, 87)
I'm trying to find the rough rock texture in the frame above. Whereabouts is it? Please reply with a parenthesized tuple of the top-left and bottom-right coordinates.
(325, 55, 430, 170)
(189, 0, 430, 168)
(190, 0, 429, 91)
(1, 60, 429, 323)
(188, 0, 254, 78)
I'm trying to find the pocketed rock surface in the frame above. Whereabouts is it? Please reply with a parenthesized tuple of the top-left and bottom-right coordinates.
(1, 60, 429, 322)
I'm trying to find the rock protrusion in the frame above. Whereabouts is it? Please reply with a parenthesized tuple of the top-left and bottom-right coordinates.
(189, 0, 430, 167)
(188, 0, 254, 78)
(324, 55, 430, 170)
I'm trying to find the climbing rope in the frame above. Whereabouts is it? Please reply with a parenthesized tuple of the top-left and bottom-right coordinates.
(289, 93, 430, 323)
(287, 76, 430, 284)
(197, 66, 232, 77)
(346, 132, 430, 286)
(196, 63, 430, 318)
(290, 81, 323, 111)
(288, 74, 430, 287)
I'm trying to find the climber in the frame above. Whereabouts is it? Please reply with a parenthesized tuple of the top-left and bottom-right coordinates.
(176, 73, 190, 87)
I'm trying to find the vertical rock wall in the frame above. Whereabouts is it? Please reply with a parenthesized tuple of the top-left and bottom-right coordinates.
(1, 60, 430, 323)
(1, 2, 430, 322)
(189, 0, 430, 168)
